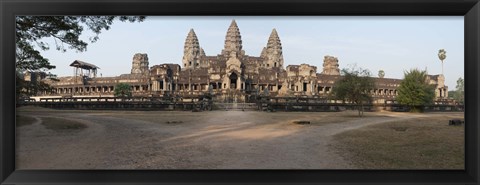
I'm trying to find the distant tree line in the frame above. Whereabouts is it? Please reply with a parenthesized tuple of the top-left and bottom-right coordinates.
(16, 16, 145, 100)
(331, 66, 441, 115)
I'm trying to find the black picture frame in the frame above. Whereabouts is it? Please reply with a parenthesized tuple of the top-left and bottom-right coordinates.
(1, 0, 479, 184)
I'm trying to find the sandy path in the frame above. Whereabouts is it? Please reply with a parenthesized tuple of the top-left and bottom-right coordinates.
(16, 110, 431, 169)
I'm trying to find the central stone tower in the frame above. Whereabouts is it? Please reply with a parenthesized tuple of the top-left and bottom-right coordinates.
(221, 20, 245, 58)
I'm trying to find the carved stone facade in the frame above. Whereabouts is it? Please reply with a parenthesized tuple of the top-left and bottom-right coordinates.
(264, 29, 284, 69)
(221, 20, 245, 58)
(131, 53, 149, 75)
(428, 74, 448, 98)
(322, 56, 340, 75)
(182, 29, 203, 70)
(35, 20, 448, 104)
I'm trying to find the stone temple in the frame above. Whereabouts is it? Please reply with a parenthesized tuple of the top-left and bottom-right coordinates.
(30, 20, 449, 103)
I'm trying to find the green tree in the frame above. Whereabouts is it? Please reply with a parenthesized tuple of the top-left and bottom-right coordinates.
(447, 90, 455, 98)
(396, 69, 435, 112)
(453, 77, 464, 104)
(331, 67, 375, 117)
(16, 16, 145, 99)
(114, 83, 132, 99)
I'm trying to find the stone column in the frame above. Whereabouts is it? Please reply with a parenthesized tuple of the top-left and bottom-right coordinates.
(310, 81, 314, 94)
(163, 79, 166, 90)
(225, 77, 229, 90)
(237, 78, 241, 90)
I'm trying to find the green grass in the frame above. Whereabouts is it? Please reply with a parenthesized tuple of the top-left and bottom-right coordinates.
(16, 115, 36, 127)
(41, 117, 88, 131)
(332, 115, 464, 169)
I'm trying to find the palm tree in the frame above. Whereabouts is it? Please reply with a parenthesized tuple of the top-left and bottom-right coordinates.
(438, 49, 447, 75)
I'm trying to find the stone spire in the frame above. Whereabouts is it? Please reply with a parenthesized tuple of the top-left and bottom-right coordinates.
(321, 55, 340, 75)
(260, 47, 267, 58)
(131, 53, 149, 75)
(222, 20, 244, 58)
(264, 28, 284, 69)
(182, 29, 201, 70)
(200, 47, 206, 57)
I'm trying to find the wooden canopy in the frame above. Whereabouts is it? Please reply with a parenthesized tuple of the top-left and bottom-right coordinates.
(69, 60, 100, 70)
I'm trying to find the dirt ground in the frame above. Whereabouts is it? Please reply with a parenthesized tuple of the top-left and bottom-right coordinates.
(15, 106, 463, 169)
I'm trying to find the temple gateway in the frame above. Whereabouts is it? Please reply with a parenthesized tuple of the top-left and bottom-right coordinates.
(29, 20, 449, 104)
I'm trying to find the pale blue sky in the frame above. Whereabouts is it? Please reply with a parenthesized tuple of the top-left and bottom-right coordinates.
(39, 16, 464, 89)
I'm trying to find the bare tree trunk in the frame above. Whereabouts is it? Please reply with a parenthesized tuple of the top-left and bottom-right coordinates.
(357, 104, 361, 117)
(357, 103, 364, 117)
(361, 103, 364, 117)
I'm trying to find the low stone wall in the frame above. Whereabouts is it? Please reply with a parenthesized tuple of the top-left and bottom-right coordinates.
(18, 99, 463, 112)
(21, 101, 196, 111)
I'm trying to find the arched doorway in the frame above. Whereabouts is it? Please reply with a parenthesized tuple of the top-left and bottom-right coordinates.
(229, 73, 238, 89)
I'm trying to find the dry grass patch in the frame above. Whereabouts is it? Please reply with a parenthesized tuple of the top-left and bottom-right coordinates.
(307, 116, 355, 125)
(41, 117, 88, 131)
(308, 111, 390, 125)
(16, 115, 36, 127)
(17, 106, 114, 114)
(17, 106, 55, 112)
(110, 111, 392, 126)
(332, 115, 464, 169)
